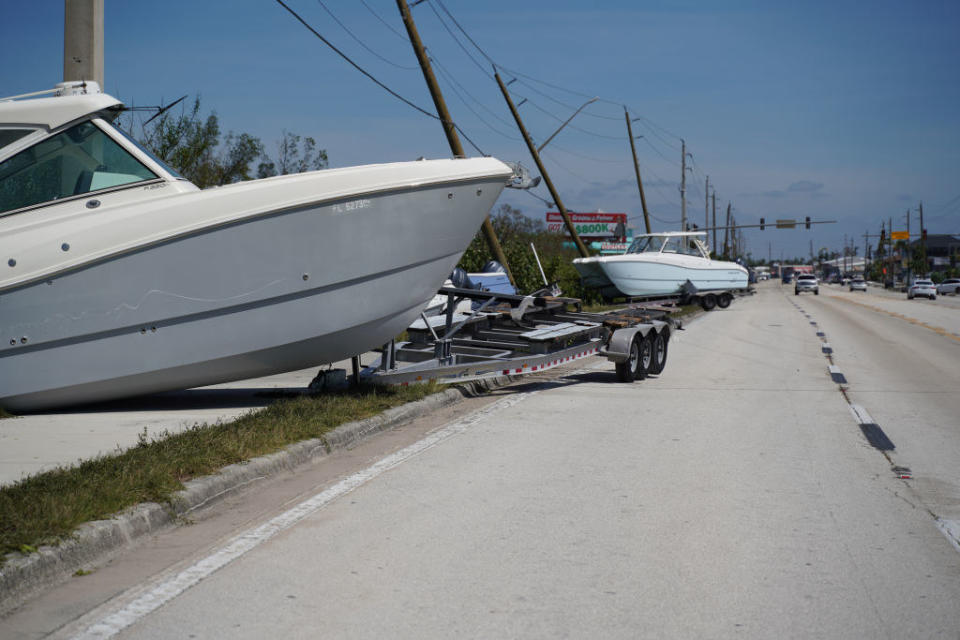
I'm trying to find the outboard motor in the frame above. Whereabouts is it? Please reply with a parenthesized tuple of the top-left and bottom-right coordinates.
(481, 260, 504, 274)
(449, 267, 475, 290)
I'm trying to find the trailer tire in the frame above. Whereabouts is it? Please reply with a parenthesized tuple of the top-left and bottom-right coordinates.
(616, 336, 640, 382)
(649, 330, 668, 375)
(717, 292, 733, 308)
(616, 334, 649, 382)
(635, 333, 652, 380)
(701, 294, 717, 311)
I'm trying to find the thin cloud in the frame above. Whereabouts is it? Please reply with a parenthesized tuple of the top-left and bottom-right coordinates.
(787, 180, 824, 193)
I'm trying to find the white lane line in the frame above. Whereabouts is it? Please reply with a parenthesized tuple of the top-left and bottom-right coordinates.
(848, 404, 873, 426)
(69, 390, 539, 640)
(936, 519, 960, 554)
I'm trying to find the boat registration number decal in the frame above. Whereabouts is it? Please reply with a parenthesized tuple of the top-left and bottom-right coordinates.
(332, 199, 372, 214)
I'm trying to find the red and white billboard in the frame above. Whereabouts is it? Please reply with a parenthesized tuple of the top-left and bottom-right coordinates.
(546, 212, 627, 238)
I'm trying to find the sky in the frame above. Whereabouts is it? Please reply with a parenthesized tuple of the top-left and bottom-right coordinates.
(3, 0, 959, 262)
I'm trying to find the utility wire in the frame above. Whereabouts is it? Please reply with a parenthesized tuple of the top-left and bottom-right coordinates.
(315, 0, 418, 70)
(432, 57, 520, 141)
(359, 0, 410, 42)
(273, 0, 486, 155)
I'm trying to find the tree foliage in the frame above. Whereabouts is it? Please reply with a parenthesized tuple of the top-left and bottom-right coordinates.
(132, 97, 327, 188)
(257, 131, 328, 178)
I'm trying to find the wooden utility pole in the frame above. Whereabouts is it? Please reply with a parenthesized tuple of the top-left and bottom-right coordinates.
(711, 192, 717, 255)
(64, 0, 104, 86)
(494, 70, 589, 258)
(680, 139, 687, 231)
(723, 202, 731, 257)
(704, 175, 709, 237)
(919, 201, 926, 270)
(624, 109, 652, 234)
(396, 0, 515, 285)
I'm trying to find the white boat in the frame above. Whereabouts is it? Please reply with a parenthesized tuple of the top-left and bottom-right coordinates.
(573, 231, 748, 298)
(0, 82, 512, 411)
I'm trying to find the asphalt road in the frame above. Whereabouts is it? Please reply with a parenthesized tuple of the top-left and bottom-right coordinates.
(6, 281, 960, 639)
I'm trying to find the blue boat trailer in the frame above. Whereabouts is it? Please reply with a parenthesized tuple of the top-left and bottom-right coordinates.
(362, 286, 678, 386)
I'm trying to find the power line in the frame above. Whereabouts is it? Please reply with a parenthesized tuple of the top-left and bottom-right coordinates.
(314, 0, 418, 70)
(273, 0, 487, 155)
(359, 0, 410, 42)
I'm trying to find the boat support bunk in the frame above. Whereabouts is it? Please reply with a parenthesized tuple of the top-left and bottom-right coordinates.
(362, 286, 677, 386)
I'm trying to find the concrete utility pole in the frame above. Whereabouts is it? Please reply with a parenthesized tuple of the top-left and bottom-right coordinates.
(624, 109, 652, 234)
(680, 139, 687, 231)
(494, 71, 589, 258)
(64, 0, 104, 86)
(396, 0, 515, 286)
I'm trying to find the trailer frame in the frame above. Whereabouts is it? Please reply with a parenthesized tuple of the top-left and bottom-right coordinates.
(362, 286, 678, 386)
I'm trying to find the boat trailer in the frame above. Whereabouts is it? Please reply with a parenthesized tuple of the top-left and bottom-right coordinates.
(361, 286, 678, 386)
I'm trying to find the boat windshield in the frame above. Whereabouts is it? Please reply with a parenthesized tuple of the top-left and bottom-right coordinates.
(661, 236, 706, 256)
(626, 236, 665, 254)
(0, 120, 158, 215)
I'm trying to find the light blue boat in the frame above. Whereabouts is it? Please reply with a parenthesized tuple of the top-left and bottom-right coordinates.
(573, 232, 748, 298)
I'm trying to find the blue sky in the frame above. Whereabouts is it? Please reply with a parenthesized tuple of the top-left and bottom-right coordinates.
(3, 0, 959, 261)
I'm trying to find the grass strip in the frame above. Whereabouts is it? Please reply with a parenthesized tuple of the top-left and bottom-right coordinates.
(0, 383, 438, 561)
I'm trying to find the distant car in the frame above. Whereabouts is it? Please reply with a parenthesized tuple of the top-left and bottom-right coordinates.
(849, 278, 867, 292)
(782, 273, 793, 284)
(795, 274, 819, 295)
(907, 280, 936, 300)
(936, 278, 960, 295)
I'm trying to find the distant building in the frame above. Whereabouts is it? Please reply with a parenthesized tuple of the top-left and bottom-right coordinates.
(910, 234, 960, 271)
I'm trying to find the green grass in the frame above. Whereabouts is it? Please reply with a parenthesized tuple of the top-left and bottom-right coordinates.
(0, 383, 439, 561)
(0, 407, 14, 420)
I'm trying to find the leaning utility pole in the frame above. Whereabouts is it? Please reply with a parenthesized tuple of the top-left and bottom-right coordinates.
(680, 139, 687, 231)
(396, 0, 515, 285)
(64, 0, 104, 86)
(494, 70, 589, 257)
(624, 109, 652, 234)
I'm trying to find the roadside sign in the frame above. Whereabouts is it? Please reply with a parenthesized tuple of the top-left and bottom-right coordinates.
(890, 230, 909, 240)
(776, 219, 796, 229)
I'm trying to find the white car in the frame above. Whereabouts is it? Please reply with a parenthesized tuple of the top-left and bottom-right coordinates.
(795, 274, 819, 295)
(849, 278, 867, 292)
(936, 278, 960, 295)
(907, 280, 937, 300)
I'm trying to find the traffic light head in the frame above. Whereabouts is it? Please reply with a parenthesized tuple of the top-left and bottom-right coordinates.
(760, 217, 765, 230)
(805, 216, 811, 229)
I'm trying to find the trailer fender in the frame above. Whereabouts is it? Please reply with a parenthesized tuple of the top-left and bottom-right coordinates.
(604, 324, 656, 363)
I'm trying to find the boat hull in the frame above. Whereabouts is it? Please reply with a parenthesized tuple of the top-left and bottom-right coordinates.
(575, 255, 748, 298)
(0, 169, 506, 411)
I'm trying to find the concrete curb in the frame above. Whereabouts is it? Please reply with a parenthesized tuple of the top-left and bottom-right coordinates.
(0, 376, 514, 616)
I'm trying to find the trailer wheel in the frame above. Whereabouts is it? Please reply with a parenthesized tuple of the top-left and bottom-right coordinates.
(716, 293, 733, 309)
(635, 333, 652, 379)
(648, 330, 669, 375)
(616, 334, 649, 382)
(700, 294, 717, 311)
(616, 336, 641, 382)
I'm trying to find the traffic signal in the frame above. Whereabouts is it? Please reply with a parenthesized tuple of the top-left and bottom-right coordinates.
(760, 217, 765, 230)
(805, 216, 811, 229)
(922, 228, 927, 242)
